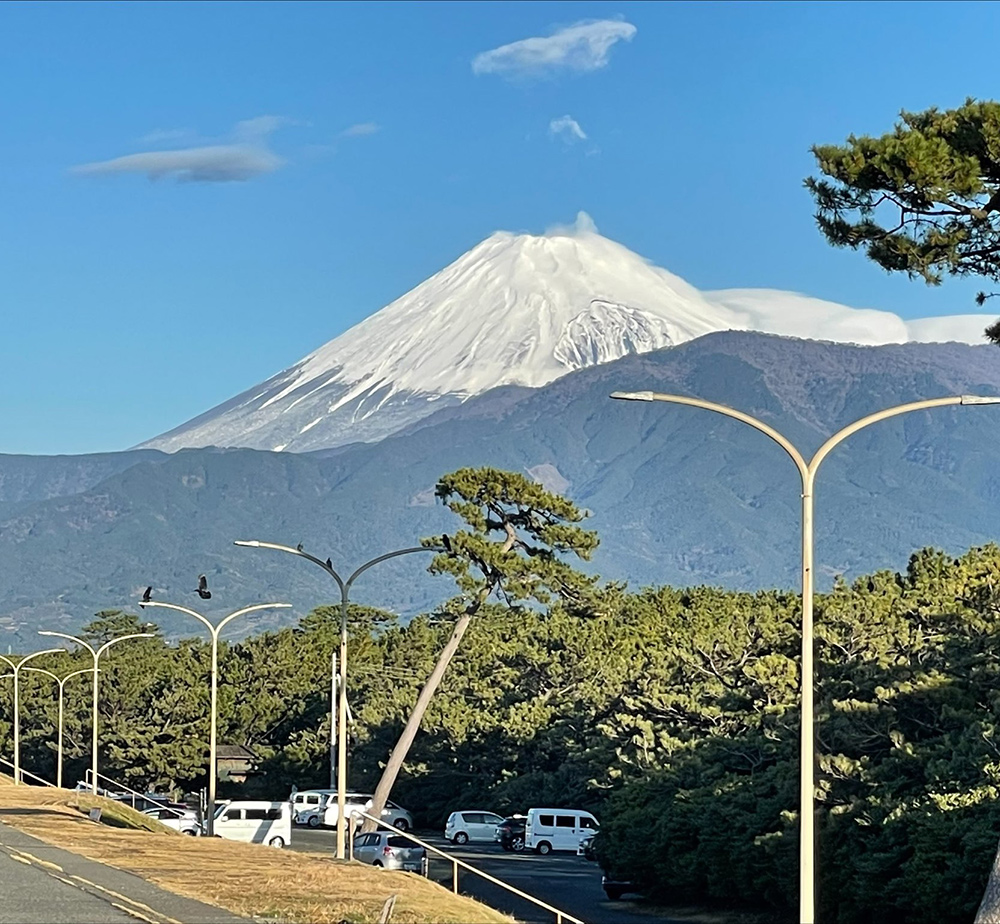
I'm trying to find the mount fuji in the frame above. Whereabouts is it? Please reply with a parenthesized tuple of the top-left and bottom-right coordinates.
(138, 213, 991, 454)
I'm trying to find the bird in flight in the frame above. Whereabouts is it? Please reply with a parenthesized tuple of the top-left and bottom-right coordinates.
(296, 543, 304, 552)
(196, 575, 212, 600)
(139, 586, 152, 608)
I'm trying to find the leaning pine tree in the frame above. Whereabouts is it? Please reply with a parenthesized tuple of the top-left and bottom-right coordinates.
(362, 466, 601, 832)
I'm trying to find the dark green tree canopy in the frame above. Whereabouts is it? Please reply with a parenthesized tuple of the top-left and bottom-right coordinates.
(806, 98, 1000, 342)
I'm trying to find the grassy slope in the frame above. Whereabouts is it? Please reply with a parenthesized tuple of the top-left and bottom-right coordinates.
(0, 781, 512, 924)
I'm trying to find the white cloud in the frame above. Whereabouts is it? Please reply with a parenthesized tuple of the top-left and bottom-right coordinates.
(473, 19, 636, 79)
(545, 211, 599, 237)
(549, 115, 587, 143)
(72, 116, 287, 183)
(341, 122, 380, 137)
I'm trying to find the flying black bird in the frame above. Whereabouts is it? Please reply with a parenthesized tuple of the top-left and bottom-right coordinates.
(296, 543, 304, 552)
(196, 574, 212, 600)
(141, 586, 152, 604)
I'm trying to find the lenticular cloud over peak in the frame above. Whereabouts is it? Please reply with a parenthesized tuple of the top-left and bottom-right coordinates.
(137, 223, 992, 455)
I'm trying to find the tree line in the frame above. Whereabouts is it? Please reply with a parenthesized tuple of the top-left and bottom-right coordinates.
(1, 469, 1000, 922)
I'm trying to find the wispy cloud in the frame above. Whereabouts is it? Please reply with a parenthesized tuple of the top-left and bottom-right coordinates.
(549, 115, 587, 143)
(546, 211, 599, 236)
(473, 19, 636, 79)
(72, 116, 288, 183)
(341, 122, 380, 138)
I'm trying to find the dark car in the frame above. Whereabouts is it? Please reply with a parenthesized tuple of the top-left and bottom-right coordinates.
(494, 815, 526, 852)
(601, 875, 642, 901)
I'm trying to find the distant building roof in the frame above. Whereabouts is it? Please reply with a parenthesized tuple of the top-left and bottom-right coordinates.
(216, 744, 257, 760)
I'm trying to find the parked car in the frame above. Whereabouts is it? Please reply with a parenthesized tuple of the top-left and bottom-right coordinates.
(352, 830, 425, 872)
(494, 815, 527, 852)
(290, 788, 334, 823)
(578, 833, 596, 860)
(297, 792, 413, 831)
(524, 807, 599, 855)
(143, 806, 204, 836)
(444, 810, 505, 844)
(212, 800, 291, 848)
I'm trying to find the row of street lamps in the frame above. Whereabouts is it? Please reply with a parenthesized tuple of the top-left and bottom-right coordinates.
(1, 389, 994, 922)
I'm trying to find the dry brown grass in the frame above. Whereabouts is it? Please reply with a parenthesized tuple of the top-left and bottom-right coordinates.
(0, 782, 513, 924)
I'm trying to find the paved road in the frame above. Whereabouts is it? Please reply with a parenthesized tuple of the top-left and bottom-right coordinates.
(0, 821, 248, 924)
(290, 825, 671, 924)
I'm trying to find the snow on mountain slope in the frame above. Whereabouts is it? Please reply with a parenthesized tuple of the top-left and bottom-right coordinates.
(138, 214, 993, 454)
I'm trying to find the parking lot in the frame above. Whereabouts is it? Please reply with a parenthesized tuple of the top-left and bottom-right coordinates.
(289, 827, 674, 924)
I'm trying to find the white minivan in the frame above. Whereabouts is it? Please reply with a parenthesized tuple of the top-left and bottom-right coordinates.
(524, 807, 598, 855)
(213, 800, 292, 848)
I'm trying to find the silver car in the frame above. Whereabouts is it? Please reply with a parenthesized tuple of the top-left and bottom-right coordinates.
(352, 830, 425, 871)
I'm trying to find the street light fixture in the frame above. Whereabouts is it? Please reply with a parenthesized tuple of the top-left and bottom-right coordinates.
(234, 538, 438, 859)
(38, 631, 155, 796)
(138, 599, 291, 836)
(23, 666, 97, 789)
(0, 649, 62, 784)
(610, 390, 1000, 924)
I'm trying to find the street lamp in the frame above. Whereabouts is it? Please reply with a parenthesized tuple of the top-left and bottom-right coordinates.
(0, 649, 62, 784)
(23, 666, 97, 789)
(234, 538, 438, 859)
(137, 600, 291, 836)
(610, 391, 1000, 924)
(38, 631, 155, 796)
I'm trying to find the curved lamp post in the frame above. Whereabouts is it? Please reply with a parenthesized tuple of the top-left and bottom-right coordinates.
(234, 538, 438, 859)
(137, 600, 291, 836)
(23, 666, 97, 789)
(0, 649, 62, 784)
(38, 631, 155, 796)
(610, 391, 1000, 924)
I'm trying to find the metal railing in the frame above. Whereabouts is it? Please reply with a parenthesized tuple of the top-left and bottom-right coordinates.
(0, 755, 55, 787)
(352, 810, 586, 924)
(83, 769, 192, 819)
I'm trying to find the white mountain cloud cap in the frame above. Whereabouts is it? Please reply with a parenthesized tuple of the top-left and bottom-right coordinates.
(473, 19, 636, 78)
(71, 116, 287, 183)
(549, 115, 587, 143)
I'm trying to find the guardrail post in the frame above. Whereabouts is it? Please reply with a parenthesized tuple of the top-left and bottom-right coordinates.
(452, 859, 459, 893)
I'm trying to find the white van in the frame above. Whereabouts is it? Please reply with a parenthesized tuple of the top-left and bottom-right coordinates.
(213, 800, 292, 848)
(291, 789, 335, 823)
(524, 807, 598, 855)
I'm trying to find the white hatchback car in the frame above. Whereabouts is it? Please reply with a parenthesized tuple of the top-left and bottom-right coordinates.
(143, 806, 204, 836)
(444, 810, 505, 844)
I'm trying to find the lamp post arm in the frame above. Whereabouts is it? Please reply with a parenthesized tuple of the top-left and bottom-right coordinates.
(215, 603, 292, 638)
(39, 631, 97, 659)
(97, 633, 155, 660)
(140, 601, 214, 635)
(234, 539, 347, 594)
(22, 667, 60, 684)
(345, 547, 439, 596)
(810, 396, 971, 473)
(16, 649, 63, 669)
(610, 391, 810, 483)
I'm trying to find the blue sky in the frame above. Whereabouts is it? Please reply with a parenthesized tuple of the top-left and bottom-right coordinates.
(2, 0, 998, 454)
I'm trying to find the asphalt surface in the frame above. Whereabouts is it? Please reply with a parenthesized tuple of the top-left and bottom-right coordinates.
(290, 825, 673, 924)
(0, 820, 250, 924)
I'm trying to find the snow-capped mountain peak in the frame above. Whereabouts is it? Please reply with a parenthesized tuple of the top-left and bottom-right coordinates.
(138, 215, 990, 454)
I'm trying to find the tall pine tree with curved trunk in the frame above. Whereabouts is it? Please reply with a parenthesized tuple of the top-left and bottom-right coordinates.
(805, 98, 1000, 342)
(362, 467, 600, 833)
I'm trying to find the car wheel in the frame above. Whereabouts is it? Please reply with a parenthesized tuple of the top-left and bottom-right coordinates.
(182, 829, 197, 836)
(268, 836, 285, 849)
(453, 832, 469, 845)
(536, 841, 552, 856)
(604, 887, 623, 901)
(501, 843, 513, 852)
(308, 814, 321, 828)
(393, 818, 409, 831)
(511, 836, 525, 852)
(373, 861, 383, 868)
